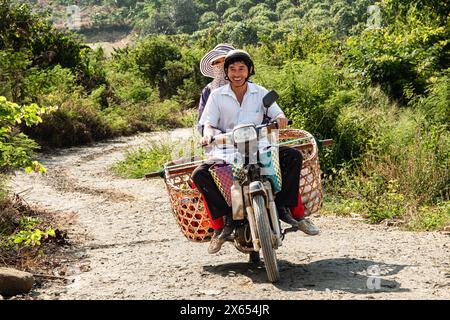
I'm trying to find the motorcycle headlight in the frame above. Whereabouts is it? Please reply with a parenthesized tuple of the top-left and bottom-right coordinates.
(233, 124, 257, 145)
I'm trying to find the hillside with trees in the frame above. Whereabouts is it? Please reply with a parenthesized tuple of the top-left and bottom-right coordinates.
(24, 0, 375, 43)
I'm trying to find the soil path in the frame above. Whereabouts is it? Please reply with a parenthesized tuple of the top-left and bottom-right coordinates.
(8, 129, 450, 300)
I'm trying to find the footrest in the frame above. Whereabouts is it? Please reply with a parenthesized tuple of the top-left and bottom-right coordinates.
(281, 226, 298, 240)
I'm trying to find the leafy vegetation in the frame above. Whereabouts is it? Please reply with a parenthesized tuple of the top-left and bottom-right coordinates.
(0, 96, 46, 173)
(6, 216, 55, 248)
(0, 192, 67, 271)
(1, 0, 194, 150)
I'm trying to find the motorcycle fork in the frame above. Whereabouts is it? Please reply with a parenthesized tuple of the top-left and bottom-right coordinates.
(244, 181, 282, 251)
(242, 185, 260, 252)
(263, 181, 282, 248)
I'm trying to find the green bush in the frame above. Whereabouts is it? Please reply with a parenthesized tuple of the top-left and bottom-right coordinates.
(105, 65, 160, 105)
(323, 175, 408, 224)
(414, 69, 450, 127)
(0, 96, 45, 173)
(172, 46, 208, 109)
(24, 65, 78, 105)
(177, 108, 198, 128)
(102, 107, 130, 134)
(345, 1, 450, 104)
(24, 94, 112, 148)
(270, 55, 342, 135)
(0, 49, 33, 102)
(148, 99, 183, 128)
(0, 0, 102, 91)
(375, 122, 449, 204)
(324, 101, 449, 228)
(280, 28, 338, 63)
(132, 35, 182, 98)
(76, 47, 108, 92)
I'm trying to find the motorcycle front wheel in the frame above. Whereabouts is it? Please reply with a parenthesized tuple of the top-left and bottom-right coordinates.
(253, 195, 280, 283)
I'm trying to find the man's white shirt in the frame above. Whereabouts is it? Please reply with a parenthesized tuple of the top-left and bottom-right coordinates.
(198, 82, 284, 133)
(198, 82, 283, 161)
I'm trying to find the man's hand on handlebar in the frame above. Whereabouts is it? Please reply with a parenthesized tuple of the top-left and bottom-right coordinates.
(275, 114, 289, 130)
(201, 135, 214, 146)
(201, 118, 292, 147)
(201, 125, 221, 146)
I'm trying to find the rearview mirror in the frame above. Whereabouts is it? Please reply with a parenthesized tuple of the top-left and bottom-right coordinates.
(262, 90, 279, 109)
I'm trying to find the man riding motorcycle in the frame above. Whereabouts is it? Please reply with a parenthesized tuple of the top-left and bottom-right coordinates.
(192, 49, 320, 254)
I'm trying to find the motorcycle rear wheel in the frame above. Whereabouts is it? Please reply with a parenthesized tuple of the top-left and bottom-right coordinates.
(253, 195, 280, 283)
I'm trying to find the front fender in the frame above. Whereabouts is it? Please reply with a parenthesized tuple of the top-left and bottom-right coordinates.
(249, 181, 266, 198)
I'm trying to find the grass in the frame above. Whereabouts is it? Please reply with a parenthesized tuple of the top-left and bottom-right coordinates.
(112, 125, 204, 179)
(321, 186, 450, 232)
(111, 134, 201, 178)
(406, 201, 450, 231)
(112, 143, 174, 179)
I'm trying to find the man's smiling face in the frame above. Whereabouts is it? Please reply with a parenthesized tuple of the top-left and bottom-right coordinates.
(226, 61, 251, 87)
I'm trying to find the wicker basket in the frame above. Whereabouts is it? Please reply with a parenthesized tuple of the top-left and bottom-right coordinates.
(163, 163, 213, 242)
(279, 129, 323, 216)
(164, 129, 323, 243)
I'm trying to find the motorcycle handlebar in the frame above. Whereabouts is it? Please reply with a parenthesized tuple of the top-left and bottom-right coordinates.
(144, 170, 165, 178)
(201, 120, 293, 147)
(255, 119, 292, 130)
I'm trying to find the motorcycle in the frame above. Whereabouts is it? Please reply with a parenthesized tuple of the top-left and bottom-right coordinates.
(202, 90, 295, 283)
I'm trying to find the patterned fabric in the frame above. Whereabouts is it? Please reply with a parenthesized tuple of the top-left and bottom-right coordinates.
(209, 153, 282, 207)
(209, 163, 241, 207)
(259, 145, 282, 194)
(270, 147, 282, 193)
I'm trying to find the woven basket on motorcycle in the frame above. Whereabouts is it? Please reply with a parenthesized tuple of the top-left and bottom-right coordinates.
(163, 159, 213, 243)
(163, 129, 323, 243)
(278, 129, 323, 216)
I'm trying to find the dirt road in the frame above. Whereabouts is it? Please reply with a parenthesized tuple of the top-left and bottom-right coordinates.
(8, 129, 450, 300)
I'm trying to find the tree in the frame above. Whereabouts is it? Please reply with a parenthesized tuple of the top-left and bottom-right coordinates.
(223, 7, 244, 22)
(345, 0, 450, 103)
(132, 35, 182, 98)
(199, 11, 220, 29)
(227, 21, 259, 46)
(236, 0, 254, 12)
(0, 0, 103, 93)
(140, 10, 176, 35)
(249, 3, 278, 22)
(276, 0, 294, 17)
(216, 0, 230, 15)
(169, 0, 199, 34)
(0, 49, 32, 102)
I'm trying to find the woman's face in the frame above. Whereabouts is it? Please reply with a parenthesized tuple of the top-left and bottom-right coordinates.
(211, 57, 226, 80)
(226, 61, 249, 87)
